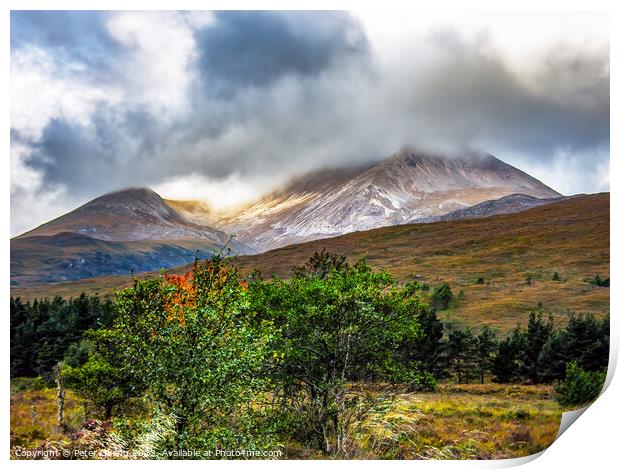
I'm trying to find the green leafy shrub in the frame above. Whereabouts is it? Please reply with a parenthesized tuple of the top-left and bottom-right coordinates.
(63, 354, 143, 420)
(555, 362, 606, 407)
(404, 370, 437, 392)
(88, 255, 277, 453)
(251, 252, 426, 455)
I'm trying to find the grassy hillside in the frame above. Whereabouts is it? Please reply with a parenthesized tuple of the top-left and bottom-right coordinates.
(11, 193, 609, 332)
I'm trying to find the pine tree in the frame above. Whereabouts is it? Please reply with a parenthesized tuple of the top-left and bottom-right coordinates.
(10, 297, 36, 377)
(556, 362, 606, 407)
(522, 312, 554, 384)
(537, 331, 569, 383)
(35, 341, 57, 382)
(492, 326, 526, 383)
(407, 307, 450, 378)
(475, 326, 498, 384)
(564, 313, 609, 372)
(446, 328, 477, 383)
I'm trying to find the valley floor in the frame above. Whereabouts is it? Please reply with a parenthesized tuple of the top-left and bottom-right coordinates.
(11, 382, 563, 460)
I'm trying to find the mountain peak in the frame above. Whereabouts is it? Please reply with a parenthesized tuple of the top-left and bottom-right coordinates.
(371, 150, 560, 196)
(85, 187, 165, 208)
(97, 186, 160, 199)
(15, 186, 247, 249)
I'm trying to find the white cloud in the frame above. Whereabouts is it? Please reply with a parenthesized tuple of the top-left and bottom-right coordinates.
(182, 11, 215, 30)
(354, 10, 608, 71)
(10, 12, 207, 235)
(594, 160, 610, 193)
(508, 146, 610, 196)
(10, 46, 123, 236)
(153, 173, 270, 210)
(10, 46, 120, 140)
(105, 11, 200, 117)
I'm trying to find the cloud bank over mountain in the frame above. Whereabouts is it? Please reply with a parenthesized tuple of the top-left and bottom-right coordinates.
(10, 10, 609, 235)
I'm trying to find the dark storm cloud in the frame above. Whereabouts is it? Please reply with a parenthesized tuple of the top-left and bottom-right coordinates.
(28, 117, 125, 198)
(19, 10, 374, 196)
(24, 24, 610, 197)
(195, 11, 369, 93)
(27, 110, 181, 199)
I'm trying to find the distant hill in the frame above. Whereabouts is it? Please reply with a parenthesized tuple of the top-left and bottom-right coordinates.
(11, 188, 253, 286)
(12, 193, 609, 332)
(413, 193, 568, 223)
(16, 187, 246, 246)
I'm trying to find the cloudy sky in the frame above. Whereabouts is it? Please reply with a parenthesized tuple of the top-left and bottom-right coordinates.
(10, 10, 609, 236)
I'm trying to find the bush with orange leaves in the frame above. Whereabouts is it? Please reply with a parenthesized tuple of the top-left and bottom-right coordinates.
(89, 254, 277, 455)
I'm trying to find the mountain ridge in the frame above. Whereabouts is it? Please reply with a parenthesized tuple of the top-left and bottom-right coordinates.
(11, 188, 253, 286)
(413, 193, 570, 224)
(212, 150, 560, 251)
(11, 150, 562, 287)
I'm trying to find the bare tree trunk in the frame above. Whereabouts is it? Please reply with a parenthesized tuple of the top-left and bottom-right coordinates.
(174, 415, 188, 455)
(104, 403, 113, 420)
(55, 363, 65, 429)
(323, 424, 331, 454)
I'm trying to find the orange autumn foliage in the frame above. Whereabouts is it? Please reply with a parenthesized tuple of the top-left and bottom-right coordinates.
(162, 259, 248, 327)
(163, 271, 195, 326)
